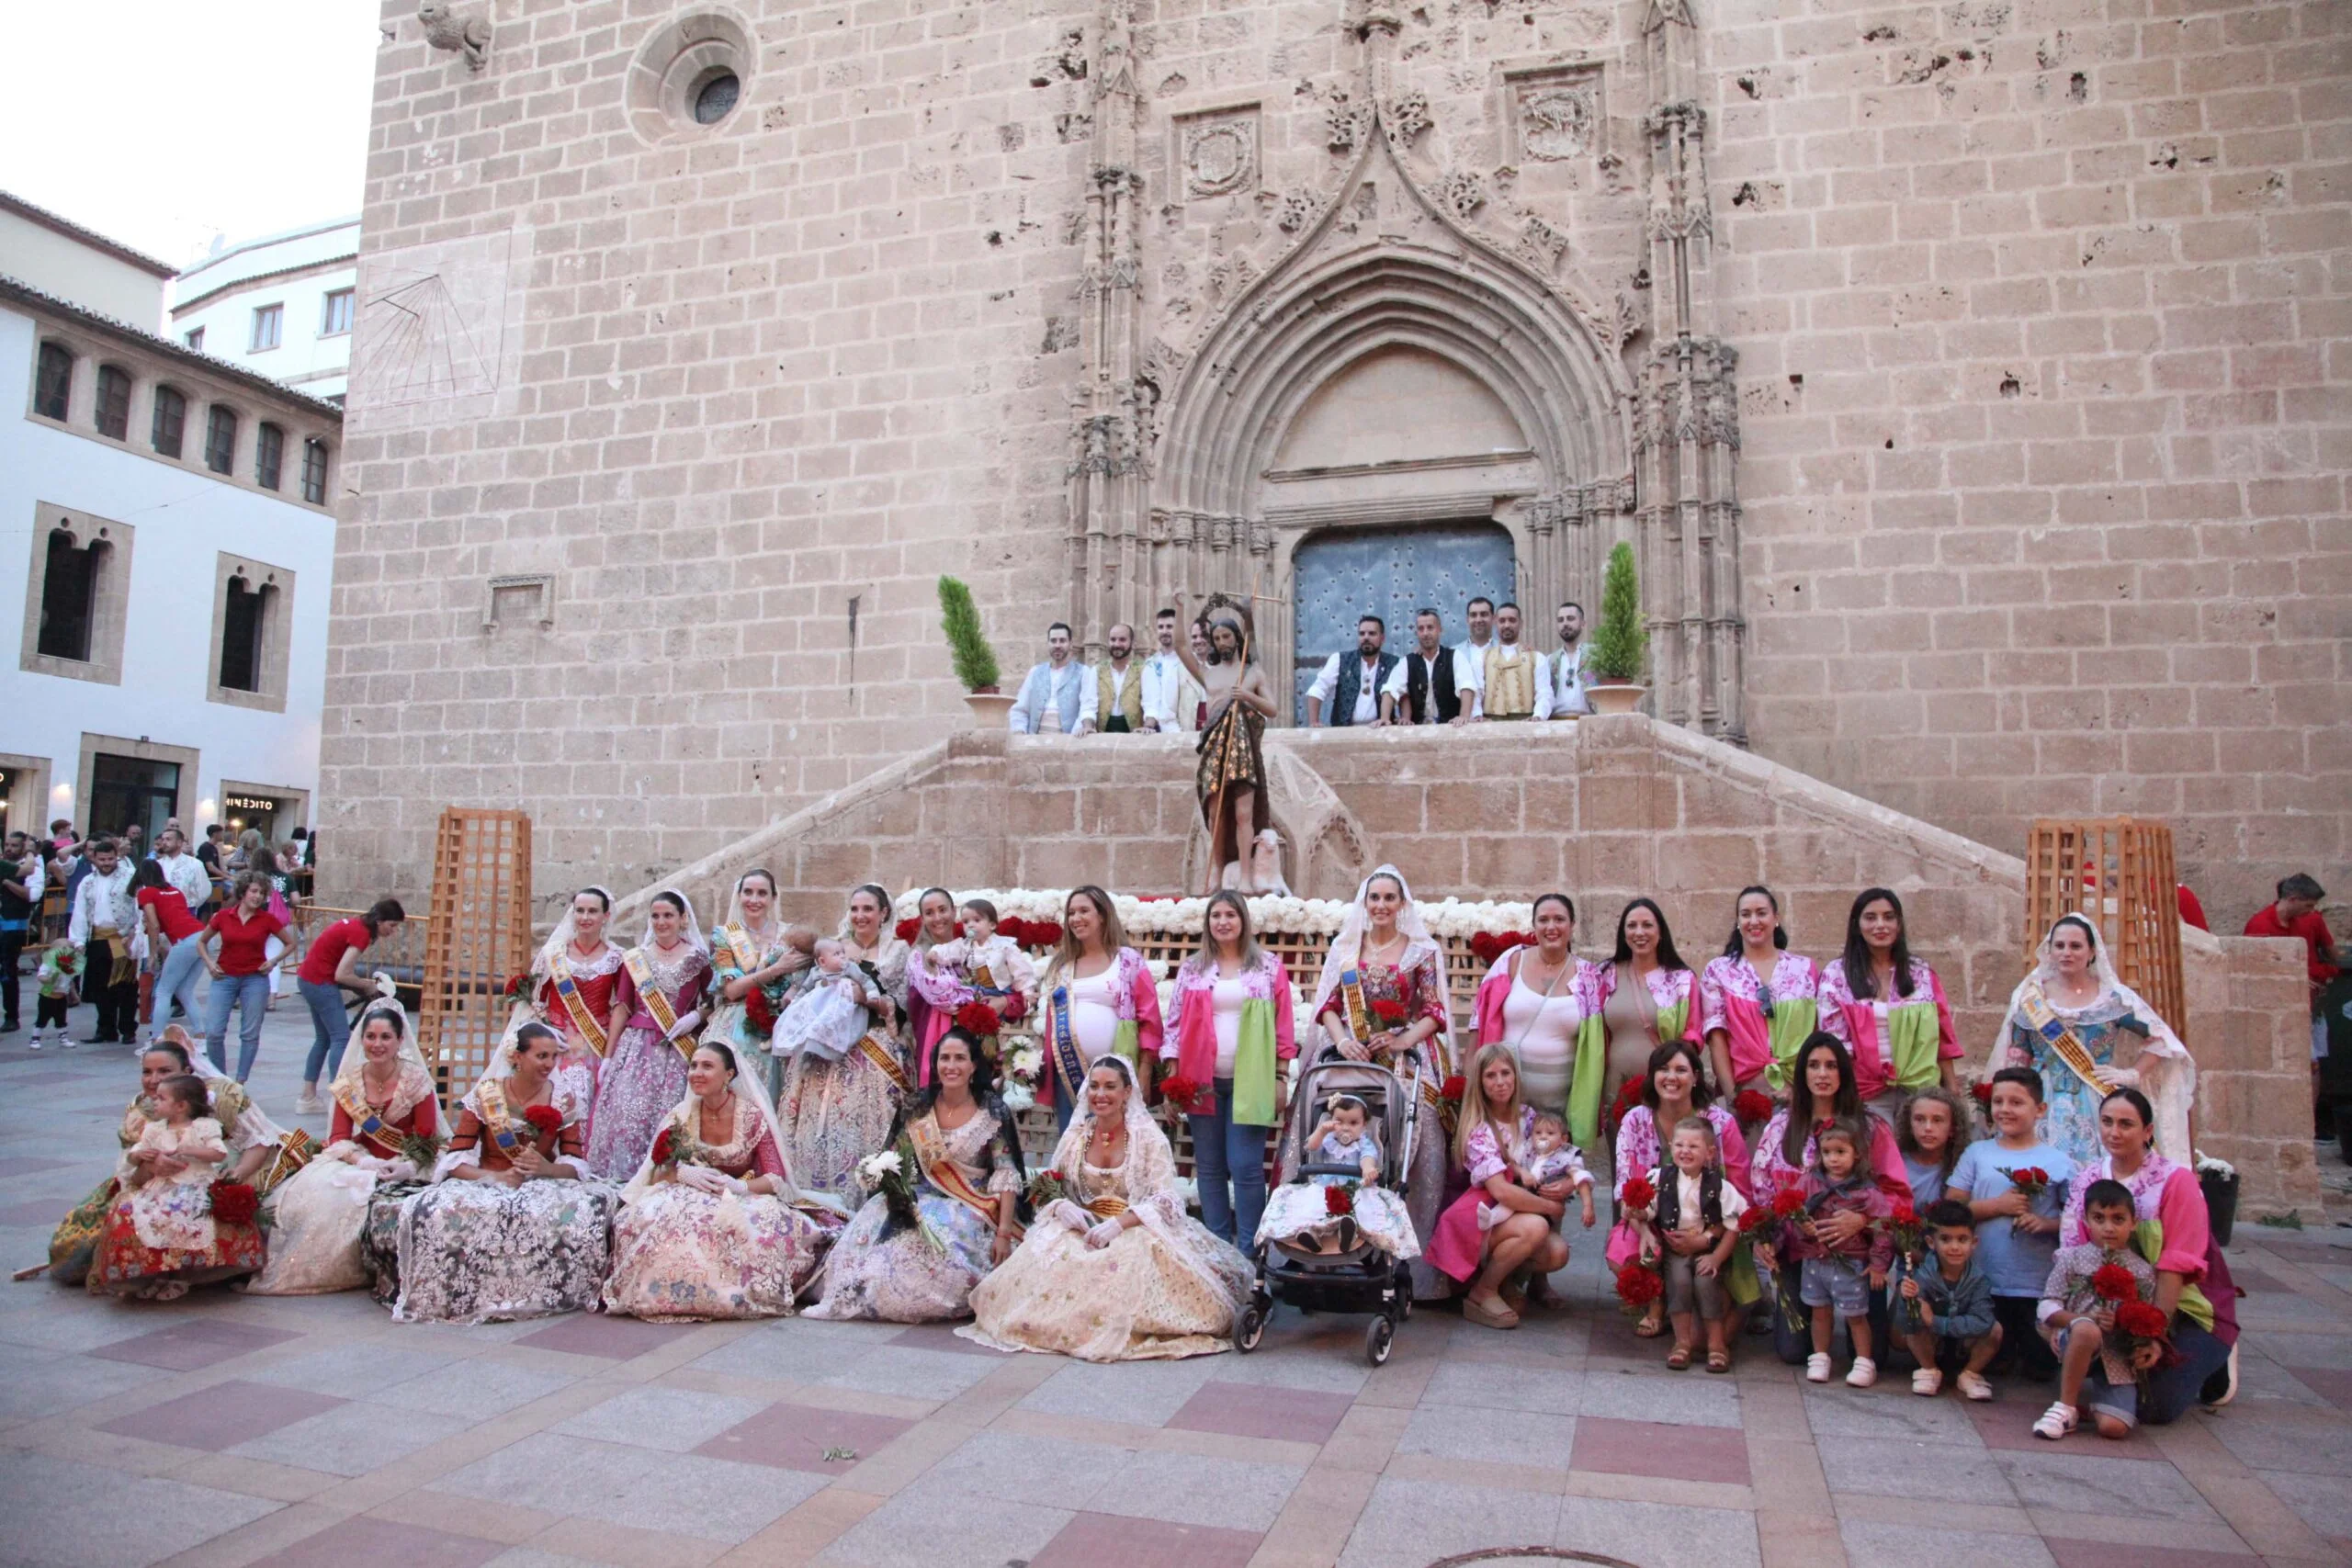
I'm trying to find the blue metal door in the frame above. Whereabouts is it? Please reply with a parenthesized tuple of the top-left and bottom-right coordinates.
(1291, 522, 1517, 723)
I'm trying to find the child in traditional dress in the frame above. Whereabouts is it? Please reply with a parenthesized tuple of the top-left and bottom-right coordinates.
(773, 937, 875, 1062)
(915, 899, 1039, 1026)
(27, 939, 79, 1051)
(1256, 1093, 1419, 1258)
(2032, 1179, 2159, 1441)
(1789, 1121, 1894, 1387)
(122, 1074, 229, 1254)
(1894, 1199, 2002, 1399)
(1480, 1110, 1594, 1232)
(1634, 1115, 1747, 1372)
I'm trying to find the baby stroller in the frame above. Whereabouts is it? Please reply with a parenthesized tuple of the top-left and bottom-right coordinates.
(1234, 1051, 1421, 1366)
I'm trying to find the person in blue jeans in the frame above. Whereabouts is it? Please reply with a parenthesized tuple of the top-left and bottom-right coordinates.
(292, 897, 406, 1112)
(1161, 891, 1298, 1247)
(199, 874, 287, 1081)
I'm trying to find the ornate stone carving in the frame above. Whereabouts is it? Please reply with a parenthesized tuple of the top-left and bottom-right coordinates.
(1437, 171, 1486, 220)
(1519, 216, 1570, 266)
(1327, 101, 1373, 154)
(417, 1, 490, 71)
(1385, 90, 1431, 144)
(1520, 85, 1596, 161)
(1644, 0, 1696, 31)
(1275, 192, 1315, 233)
(1182, 116, 1257, 197)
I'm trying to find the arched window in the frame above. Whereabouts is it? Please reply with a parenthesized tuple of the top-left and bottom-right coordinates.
(152, 385, 187, 457)
(300, 436, 329, 504)
(34, 342, 73, 421)
(95, 366, 131, 440)
(204, 404, 238, 475)
(255, 423, 285, 491)
(219, 572, 276, 693)
(37, 527, 107, 663)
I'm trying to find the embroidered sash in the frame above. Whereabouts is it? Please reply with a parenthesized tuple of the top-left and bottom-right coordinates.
(1046, 986, 1087, 1095)
(911, 1117, 1015, 1236)
(1338, 967, 1374, 1044)
(547, 953, 610, 1057)
(854, 1032, 913, 1095)
(478, 1079, 523, 1156)
(254, 1130, 318, 1196)
(718, 924, 761, 979)
(624, 948, 702, 1059)
(2018, 984, 2108, 1095)
(1084, 1194, 1130, 1218)
(332, 1079, 406, 1157)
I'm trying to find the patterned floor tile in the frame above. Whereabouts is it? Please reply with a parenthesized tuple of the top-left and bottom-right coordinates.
(1838, 1517, 2056, 1568)
(1994, 1450, 2221, 1522)
(1169, 1379, 1355, 1443)
(244, 1515, 505, 1568)
(1336, 1474, 1564, 1568)
(812, 1490, 1072, 1568)
(1399, 1403, 1577, 1468)
(0, 1448, 283, 1568)
(693, 1401, 917, 1474)
(1570, 1416, 1750, 1483)
(1028, 1511, 1261, 1568)
(96, 1379, 345, 1451)
(430, 1431, 824, 1543)
(1557, 1495, 1762, 1568)
(889, 1320, 1012, 1358)
(1080, 1446, 1306, 1531)
(550, 1383, 772, 1453)
(229, 1400, 476, 1476)
(2042, 1540, 2258, 1568)
(511, 1314, 695, 1360)
(89, 1319, 301, 1371)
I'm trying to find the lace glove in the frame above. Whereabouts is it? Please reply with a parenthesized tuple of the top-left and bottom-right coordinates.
(378, 1157, 421, 1182)
(1086, 1218, 1125, 1250)
(1046, 1199, 1091, 1234)
(676, 1163, 729, 1194)
(2098, 1064, 2141, 1089)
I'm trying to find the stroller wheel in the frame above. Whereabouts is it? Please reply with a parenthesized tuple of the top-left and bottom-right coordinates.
(1396, 1292, 1413, 1322)
(1365, 1314, 1394, 1367)
(1235, 1303, 1267, 1353)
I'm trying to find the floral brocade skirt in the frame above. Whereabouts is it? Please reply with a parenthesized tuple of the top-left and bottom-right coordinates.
(48, 1175, 121, 1287)
(780, 1049, 901, 1202)
(391, 1179, 617, 1324)
(603, 1183, 839, 1322)
(964, 1209, 1250, 1362)
(87, 1198, 265, 1298)
(804, 1189, 996, 1323)
(583, 1027, 691, 1180)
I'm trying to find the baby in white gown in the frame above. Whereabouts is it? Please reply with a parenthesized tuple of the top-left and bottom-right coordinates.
(773, 938, 875, 1061)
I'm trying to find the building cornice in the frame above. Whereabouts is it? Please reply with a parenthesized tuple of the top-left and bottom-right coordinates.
(170, 253, 359, 319)
(0, 191, 178, 279)
(4, 274, 343, 423)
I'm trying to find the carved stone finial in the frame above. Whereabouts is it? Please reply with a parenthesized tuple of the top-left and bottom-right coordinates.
(417, 1, 490, 71)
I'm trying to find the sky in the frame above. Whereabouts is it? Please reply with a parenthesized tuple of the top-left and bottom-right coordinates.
(0, 0, 380, 271)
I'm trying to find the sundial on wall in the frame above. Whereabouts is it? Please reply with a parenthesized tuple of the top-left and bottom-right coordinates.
(349, 228, 519, 418)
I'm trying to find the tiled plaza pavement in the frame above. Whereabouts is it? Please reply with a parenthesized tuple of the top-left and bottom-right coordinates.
(3, 1001, 2350, 1568)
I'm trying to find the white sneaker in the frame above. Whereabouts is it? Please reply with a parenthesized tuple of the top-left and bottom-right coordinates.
(1912, 1368, 1943, 1396)
(2032, 1401, 2077, 1440)
(294, 1089, 325, 1114)
(1806, 1352, 1832, 1383)
(24, 1033, 40, 1051)
(1958, 1371, 1995, 1402)
(1847, 1357, 1878, 1389)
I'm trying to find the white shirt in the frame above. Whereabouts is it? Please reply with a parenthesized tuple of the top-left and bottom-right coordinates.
(68, 864, 136, 944)
(1306, 652, 1385, 724)
(1068, 965, 1121, 1055)
(6, 856, 43, 905)
(1210, 972, 1250, 1076)
(1452, 639, 1490, 719)
(154, 852, 213, 913)
(1139, 651, 1201, 731)
(1079, 660, 1143, 733)
(1536, 644, 1590, 719)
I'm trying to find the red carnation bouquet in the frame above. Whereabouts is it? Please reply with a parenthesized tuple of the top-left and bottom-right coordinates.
(954, 1000, 1002, 1039)
(1613, 1260, 1664, 1314)
(207, 1180, 259, 1226)
(1026, 1168, 1072, 1211)
(522, 1104, 564, 1145)
(1158, 1073, 1204, 1114)
(997, 917, 1031, 946)
(1368, 998, 1408, 1031)
(998, 992, 1029, 1023)
(1604, 1077, 1645, 1139)
(2092, 1261, 2140, 1303)
(1325, 1183, 1357, 1217)
(1737, 1205, 1772, 1235)
(742, 987, 777, 1036)
(650, 1122, 700, 1174)
(2006, 1165, 2052, 1201)
(1467, 931, 1534, 964)
(1733, 1089, 1773, 1124)
(1888, 1198, 1926, 1327)
(1617, 1174, 1657, 1215)
(894, 916, 922, 943)
(502, 973, 530, 999)
(1439, 1075, 1466, 1105)
(2113, 1299, 2172, 1374)
(1030, 920, 1063, 949)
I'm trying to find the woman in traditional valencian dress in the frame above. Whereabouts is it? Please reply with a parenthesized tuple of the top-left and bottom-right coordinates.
(1470, 893, 1592, 1119)
(781, 884, 912, 1201)
(965, 1055, 1250, 1360)
(1034, 886, 1164, 1128)
(604, 1040, 846, 1321)
(1991, 914, 2196, 1168)
(706, 869, 811, 1101)
(1815, 887, 1961, 1119)
(248, 990, 440, 1295)
(1311, 866, 1456, 1299)
(1171, 592, 1280, 894)
(806, 1029, 1023, 1323)
(584, 890, 713, 1179)
(1699, 886, 1821, 1111)
(47, 1031, 283, 1286)
(1567, 898, 1702, 1154)
(392, 1021, 615, 1324)
(507, 886, 625, 1135)
(86, 1066, 269, 1301)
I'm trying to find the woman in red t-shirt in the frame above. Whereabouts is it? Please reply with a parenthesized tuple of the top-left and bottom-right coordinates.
(295, 897, 407, 1113)
(134, 861, 209, 1036)
(200, 874, 287, 1082)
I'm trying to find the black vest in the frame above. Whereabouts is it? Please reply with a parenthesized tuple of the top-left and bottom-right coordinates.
(1329, 652, 1398, 727)
(0, 859, 30, 923)
(1655, 1166, 1725, 1232)
(1402, 648, 1460, 725)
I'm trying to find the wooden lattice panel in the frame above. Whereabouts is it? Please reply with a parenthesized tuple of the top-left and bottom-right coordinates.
(2023, 816, 2187, 1038)
(416, 808, 535, 1096)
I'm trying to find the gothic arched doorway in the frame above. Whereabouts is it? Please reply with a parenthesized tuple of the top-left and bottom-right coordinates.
(1290, 522, 1515, 724)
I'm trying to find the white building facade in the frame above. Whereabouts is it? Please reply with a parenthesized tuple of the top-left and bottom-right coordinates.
(3, 275, 342, 852)
(170, 218, 360, 406)
(0, 193, 174, 332)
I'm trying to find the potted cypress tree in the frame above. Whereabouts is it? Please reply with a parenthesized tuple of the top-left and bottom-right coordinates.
(1586, 540, 1647, 715)
(938, 576, 1014, 727)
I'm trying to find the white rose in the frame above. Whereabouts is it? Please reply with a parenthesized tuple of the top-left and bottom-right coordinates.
(1001, 1084, 1035, 1111)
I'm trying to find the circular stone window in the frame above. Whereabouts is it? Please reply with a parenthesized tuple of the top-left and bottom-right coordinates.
(627, 8, 755, 144)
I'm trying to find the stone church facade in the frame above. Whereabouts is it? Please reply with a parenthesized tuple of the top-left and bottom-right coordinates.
(322, 0, 2347, 922)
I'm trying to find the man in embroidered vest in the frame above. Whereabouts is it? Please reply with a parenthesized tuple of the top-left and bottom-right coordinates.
(1138, 606, 1203, 733)
(1009, 622, 1090, 734)
(1383, 607, 1464, 725)
(1481, 602, 1539, 720)
(1306, 615, 1398, 728)
(1536, 599, 1591, 719)
(1080, 622, 1147, 734)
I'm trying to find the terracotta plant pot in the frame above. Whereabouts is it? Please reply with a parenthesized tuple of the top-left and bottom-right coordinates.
(963, 690, 1017, 728)
(1586, 682, 1645, 716)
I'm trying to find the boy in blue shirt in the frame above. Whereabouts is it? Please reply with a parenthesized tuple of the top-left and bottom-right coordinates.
(1947, 1066, 2071, 1380)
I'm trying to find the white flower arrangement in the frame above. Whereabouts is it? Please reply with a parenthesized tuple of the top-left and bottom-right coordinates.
(855, 1149, 903, 1184)
(1001, 1083, 1036, 1112)
(891, 887, 1533, 942)
(2194, 1152, 2236, 1178)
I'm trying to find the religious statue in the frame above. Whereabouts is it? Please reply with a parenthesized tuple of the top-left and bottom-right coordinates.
(1172, 592, 1280, 895)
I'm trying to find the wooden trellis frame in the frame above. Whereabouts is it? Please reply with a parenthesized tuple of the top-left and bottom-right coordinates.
(416, 808, 535, 1096)
(2023, 816, 2187, 1037)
